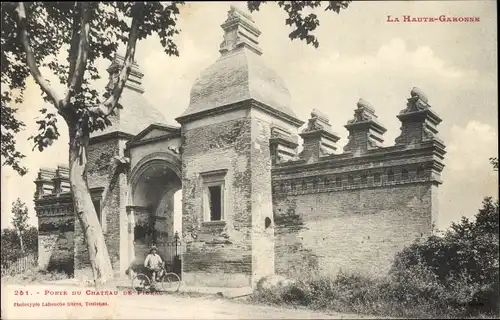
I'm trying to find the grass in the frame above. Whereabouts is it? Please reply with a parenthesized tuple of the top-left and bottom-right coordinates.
(1, 267, 70, 285)
(251, 271, 500, 319)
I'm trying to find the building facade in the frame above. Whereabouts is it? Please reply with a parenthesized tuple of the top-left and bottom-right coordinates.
(35, 5, 446, 288)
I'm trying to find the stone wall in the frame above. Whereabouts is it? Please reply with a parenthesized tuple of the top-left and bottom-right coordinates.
(35, 171, 75, 275)
(272, 178, 439, 277)
(271, 91, 445, 278)
(38, 209, 75, 275)
(181, 110, 254, 287)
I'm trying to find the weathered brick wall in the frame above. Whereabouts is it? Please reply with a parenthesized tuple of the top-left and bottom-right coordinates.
(250, 114, 276, 285)
(272, 173, 438, 277)
(181, 111, 254, 287)
(38, 214, 74, 274)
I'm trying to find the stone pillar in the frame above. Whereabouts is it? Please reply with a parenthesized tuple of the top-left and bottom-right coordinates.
(126, 206, 135, 276)
(343, 99, 387, 156)
(395, 87, 443, 147)
(299, 109, 340, 163)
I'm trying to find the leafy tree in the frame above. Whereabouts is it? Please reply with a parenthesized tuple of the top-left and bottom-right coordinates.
(1, 1, 350, 284)
(391, 197, 499, 314)
(11, 198, 29, 253)
(0, 226, 37, 269)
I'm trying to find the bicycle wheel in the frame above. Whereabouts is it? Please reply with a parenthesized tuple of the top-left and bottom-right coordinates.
(160, 272, 181, 292)
(131, 273, 151, 292)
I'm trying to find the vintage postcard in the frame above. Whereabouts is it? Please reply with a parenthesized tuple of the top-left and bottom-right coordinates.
(1, 1, 498, 319)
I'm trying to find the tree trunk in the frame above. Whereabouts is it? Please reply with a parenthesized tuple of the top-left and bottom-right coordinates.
(19, 232, 25, 254)
(68, 127, 114, 285)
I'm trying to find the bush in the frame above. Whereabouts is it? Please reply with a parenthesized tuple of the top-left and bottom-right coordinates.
(391, 197, 499, 317)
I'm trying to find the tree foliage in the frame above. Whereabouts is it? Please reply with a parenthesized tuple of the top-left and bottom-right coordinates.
(11, 197, 29, 233)
(247, 1, 351, 48)
(1, 226, 38, 268)
(391, 197, 499, 314)
(490, 157, 498, 171)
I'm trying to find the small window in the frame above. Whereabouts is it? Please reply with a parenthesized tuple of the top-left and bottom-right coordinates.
(302, 180, 307, 190)
(208, 185, 222, 221)
(374, 173, 381, 184)
(387, 170, 395, 182)
(265, 217, 272, 229)
(280, 183, 285, 192)
(323, 178, 329, 187)
(291, 181, 296, 192)
(313, 179, 318, 189)
(360, 174, 367, 185)
(348, 175, 354, 185)
(402, 169, 409, 180)
(93, 200, 101, 224)
(335, 177, 342, 188)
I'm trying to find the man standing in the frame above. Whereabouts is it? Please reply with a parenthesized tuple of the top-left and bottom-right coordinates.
(144, 246, 163, 282)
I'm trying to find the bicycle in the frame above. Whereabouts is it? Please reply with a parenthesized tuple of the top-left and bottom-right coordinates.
(131, 265, 181, 293)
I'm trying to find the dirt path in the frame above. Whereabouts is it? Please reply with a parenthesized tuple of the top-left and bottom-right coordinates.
(2, 283, 378, 319)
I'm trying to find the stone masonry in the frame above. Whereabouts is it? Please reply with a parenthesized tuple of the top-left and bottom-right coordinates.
(35, 5, 445, 288)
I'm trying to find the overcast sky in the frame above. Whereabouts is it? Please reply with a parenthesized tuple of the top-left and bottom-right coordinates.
(1, 1, 498, 231)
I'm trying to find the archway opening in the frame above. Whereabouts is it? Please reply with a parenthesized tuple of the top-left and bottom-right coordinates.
(131, 161, 182, 270)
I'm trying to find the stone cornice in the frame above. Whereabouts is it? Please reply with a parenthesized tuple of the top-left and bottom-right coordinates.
(175, 99, 305, 127)
(273, 140, 446, 175)
(273, 176, 441, 197)
(89, 131, 134, 145)
(126, 132, 182, 149)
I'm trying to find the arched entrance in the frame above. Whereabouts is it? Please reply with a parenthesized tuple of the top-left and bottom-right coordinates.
(127, 152, 182, 276)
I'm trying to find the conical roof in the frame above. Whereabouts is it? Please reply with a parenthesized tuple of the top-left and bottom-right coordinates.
(91, 55, 167, 138)
(177, 5, 300, 125)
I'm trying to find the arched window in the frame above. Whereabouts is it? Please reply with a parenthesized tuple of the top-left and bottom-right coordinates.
(336, 177, 342, 188)
(374, 173, 381, 184)
(401, 169, 409, 180)
(360, 174, 367, 185)
(387, 170, 395, 182)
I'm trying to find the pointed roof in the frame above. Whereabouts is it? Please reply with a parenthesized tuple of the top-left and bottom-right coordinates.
(176, 5, 301, 126)
(91, 54, 167, 138)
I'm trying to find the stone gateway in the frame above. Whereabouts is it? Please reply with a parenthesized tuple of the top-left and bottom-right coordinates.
(34, 5, 445, 288)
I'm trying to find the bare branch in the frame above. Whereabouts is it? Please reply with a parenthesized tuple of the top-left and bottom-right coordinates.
(63, 2, 90, 106)
(66, 2, 80, 86)
(15, 2, 62, 109)
(89, 3, 143, 117)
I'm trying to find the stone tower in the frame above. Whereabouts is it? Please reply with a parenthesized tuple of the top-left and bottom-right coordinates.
(176, 5, 304, 287)
(74, 55, 167, 279)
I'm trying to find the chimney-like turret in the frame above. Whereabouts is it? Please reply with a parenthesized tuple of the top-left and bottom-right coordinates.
(395, 87, 443, 146)
(299, 109, 340, 163)
(343, 99, 387, 156)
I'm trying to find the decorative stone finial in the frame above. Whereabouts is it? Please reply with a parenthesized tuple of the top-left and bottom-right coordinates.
(395, 87, 443, 146)
(348, 99, 378, 124)
(106, 53, 145, 94)
(219, 4, 262, 56)
(410, 87, 428, 103)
